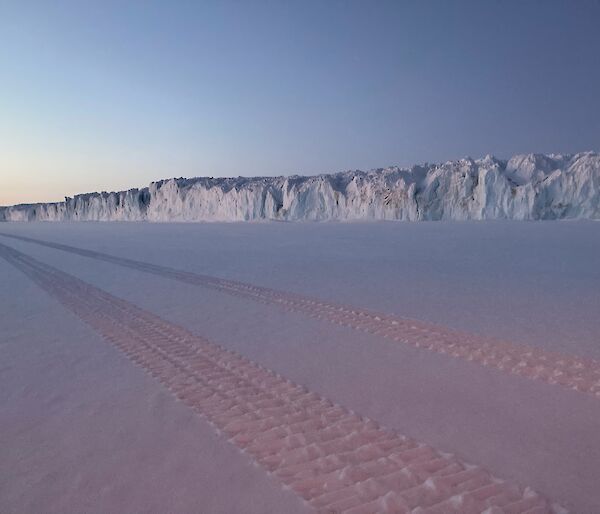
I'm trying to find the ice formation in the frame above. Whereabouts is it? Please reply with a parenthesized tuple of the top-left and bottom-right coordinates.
(2, 152, 598, 221)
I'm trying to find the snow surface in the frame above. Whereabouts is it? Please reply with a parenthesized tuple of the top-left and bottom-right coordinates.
(1, 152, 599, 222)
(1, 222, 600, 513)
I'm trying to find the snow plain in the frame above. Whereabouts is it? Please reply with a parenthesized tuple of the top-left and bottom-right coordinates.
(1, 221, 600, 513)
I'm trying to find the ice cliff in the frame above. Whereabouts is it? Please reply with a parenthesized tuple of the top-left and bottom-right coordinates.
(2, 152, 599, 222)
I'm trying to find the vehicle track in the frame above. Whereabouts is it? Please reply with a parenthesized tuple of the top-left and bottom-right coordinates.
(1, 231, 599, 398)
(0, 242, 564, 514)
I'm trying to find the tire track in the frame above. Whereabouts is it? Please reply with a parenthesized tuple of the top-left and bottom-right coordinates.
(2, 231, 599, 398)
(0, 242, 565, 514)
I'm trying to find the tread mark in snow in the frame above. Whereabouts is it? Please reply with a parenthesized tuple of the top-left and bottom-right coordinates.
(0, 242, 565, 514)
(1, 232, 599, 398)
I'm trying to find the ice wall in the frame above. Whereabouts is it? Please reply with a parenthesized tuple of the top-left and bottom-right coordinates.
(2, 152, 598, 222)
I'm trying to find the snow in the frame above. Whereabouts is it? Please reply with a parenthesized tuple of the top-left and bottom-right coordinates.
(1, 151, 599, 222)
(0, 240, 307, 514)
(1, 221, 600, 513)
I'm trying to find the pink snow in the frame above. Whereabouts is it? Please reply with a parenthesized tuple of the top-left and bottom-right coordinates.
(1, 221, 599, 513)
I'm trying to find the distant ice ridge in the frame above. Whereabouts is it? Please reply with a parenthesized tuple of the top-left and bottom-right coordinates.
(2, 152, 599, 222)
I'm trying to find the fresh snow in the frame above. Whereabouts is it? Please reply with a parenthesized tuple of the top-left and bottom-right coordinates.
(1, 222, 599, 513)
(1, 152, 599, 222)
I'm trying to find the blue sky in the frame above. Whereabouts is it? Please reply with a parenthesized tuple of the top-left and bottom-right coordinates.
(1, 0, 599, 205)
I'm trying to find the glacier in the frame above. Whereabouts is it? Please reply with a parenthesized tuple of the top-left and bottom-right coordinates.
(2, 152, 599, 222)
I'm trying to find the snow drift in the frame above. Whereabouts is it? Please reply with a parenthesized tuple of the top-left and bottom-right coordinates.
(2, 152, 599, 222)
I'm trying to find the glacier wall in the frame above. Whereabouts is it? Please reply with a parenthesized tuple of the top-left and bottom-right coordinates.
(2, 152, 599, 222)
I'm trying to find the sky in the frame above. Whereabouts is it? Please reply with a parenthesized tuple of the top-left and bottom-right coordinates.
(1, 0, 600, 205)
